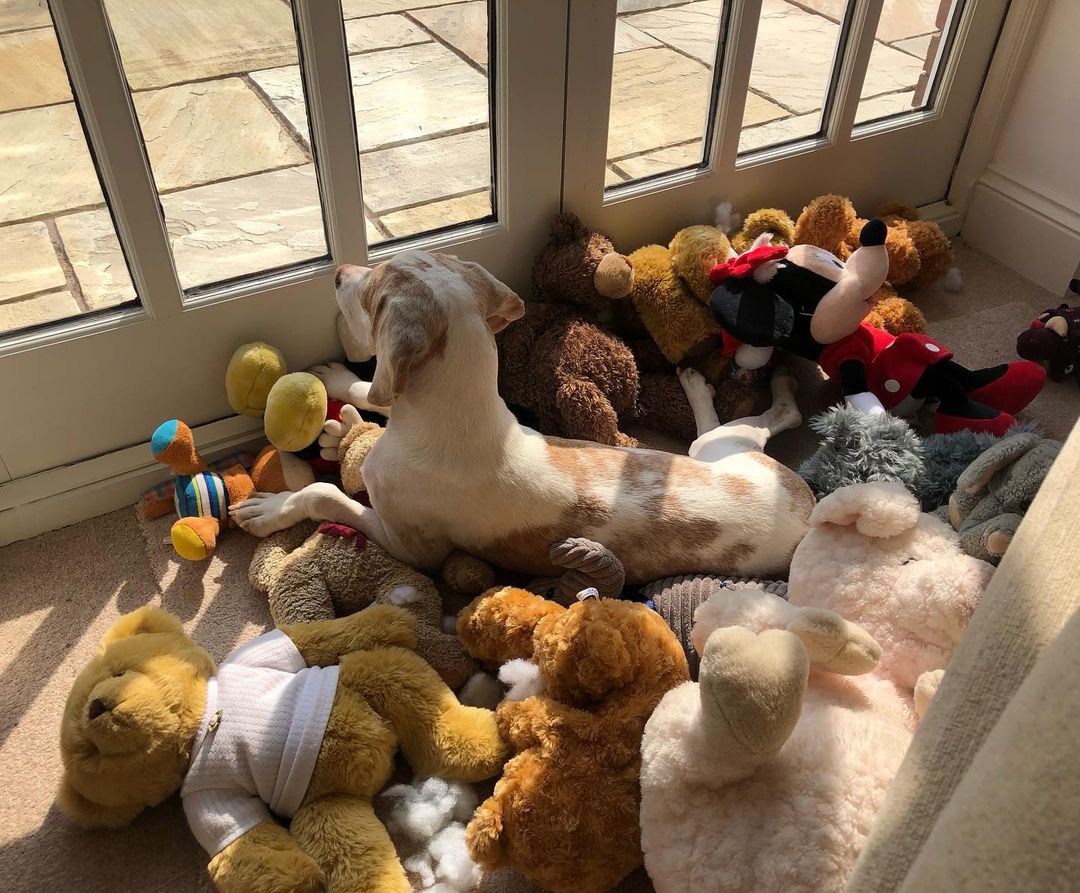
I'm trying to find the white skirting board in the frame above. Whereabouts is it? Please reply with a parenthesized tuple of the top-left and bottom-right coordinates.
(0, 415, 265, 547)
(962, 168, 1080, 296)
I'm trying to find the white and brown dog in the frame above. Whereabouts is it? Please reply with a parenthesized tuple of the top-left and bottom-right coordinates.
(231, 251, 813, 582)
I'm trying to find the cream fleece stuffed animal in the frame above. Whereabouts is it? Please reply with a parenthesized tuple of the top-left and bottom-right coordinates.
(640, 481, 993, 893)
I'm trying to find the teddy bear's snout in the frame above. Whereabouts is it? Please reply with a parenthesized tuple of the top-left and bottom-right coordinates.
(87, 698, 110, 720)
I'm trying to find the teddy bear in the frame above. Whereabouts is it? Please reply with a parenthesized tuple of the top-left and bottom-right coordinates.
(639, 481, 993, 893)
(496, 211, 698, 446)
(456, 586, 689, 893)
(941, 429, 1062, 564)
(248, 417, 492, 690)
(57, 603, 507, 893)
(794, 194, 957, 333)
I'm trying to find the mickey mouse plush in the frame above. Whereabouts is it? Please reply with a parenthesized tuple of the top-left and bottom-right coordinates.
(709, 220, 1045, 435)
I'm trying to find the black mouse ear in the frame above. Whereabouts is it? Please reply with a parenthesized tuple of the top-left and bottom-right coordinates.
(710, 279, 794, 346)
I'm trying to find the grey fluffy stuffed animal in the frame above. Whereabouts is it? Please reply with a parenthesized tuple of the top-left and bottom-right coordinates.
(942, 431, 1061, 563)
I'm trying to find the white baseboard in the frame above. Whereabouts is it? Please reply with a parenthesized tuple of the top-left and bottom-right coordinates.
(917, 200, 963, 238)
(962, 168, 1080, 295)
(0, 415, 265, 547)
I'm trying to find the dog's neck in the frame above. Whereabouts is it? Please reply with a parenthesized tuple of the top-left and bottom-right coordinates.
(386, 319, 520, 458)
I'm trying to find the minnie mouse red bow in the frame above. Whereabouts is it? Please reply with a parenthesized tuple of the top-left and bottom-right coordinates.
(708, 244, 789, 284)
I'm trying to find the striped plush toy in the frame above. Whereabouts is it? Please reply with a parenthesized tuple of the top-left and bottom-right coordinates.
(150, 419, 259, 560)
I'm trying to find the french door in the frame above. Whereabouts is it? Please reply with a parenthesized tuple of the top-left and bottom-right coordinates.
(0, 0, 1010, 539)
(564, 0, 1008, 247)
(0, 0, 566, 487)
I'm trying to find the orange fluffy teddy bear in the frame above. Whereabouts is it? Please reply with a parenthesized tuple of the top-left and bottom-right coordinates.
(795, 194, 959, 334)
(457, 587, 689, 893)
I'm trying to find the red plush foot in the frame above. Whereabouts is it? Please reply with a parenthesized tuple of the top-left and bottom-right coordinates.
(934, 410, 1017, 437)
(967, 361, 1046, 414)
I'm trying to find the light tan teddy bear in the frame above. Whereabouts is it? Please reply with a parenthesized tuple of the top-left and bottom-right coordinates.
(249, 418, 493, 690)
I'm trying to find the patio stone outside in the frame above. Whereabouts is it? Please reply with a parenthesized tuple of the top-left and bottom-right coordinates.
(0, 0, 954, 334)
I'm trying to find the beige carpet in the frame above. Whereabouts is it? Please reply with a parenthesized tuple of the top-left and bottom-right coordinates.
(1, 244, 1077, 893)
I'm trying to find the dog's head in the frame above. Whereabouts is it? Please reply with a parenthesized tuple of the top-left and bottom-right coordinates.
(335, 251, 525, 407)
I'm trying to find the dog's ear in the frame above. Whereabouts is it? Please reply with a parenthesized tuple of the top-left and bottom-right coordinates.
(98, 607, 184, 652)
(56, 774, 144, 829)
(368, 291, 449, 408)
(473, 263, 526, 334)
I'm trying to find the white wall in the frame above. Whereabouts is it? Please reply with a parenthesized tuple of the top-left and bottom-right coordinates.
(962, 0, 1080, 295)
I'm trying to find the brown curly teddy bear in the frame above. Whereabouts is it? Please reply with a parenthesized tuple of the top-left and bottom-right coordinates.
(457, 587, 689, 893)
(795, 194, 956, 334)
(497, 212, 698, 445)
(249, 418, 493, 690)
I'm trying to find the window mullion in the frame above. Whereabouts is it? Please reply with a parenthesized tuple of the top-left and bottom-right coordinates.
(828, 0, 885, 144)
(293, 0, 368, 266)
(562, 0, 618, 211)
(711, 0, 764, 172)
(49, 0, 183, 318)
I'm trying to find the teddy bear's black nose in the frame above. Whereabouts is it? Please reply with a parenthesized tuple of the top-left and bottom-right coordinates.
(87, 698, 109, 720)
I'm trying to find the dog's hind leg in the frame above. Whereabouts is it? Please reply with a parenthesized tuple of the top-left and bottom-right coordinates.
(687, 367, 801, 462)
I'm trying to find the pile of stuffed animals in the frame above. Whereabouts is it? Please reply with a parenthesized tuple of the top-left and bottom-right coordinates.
(57, 194, 1064, 893)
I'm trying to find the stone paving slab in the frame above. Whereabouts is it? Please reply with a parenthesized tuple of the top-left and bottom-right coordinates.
(0, 289, 81, 334)
(344, 13, 432, 53)
(105, 0, 299, 90)
(615, 141, 701, 180)
(739, 110, 820, 153)
(342, 0, 466, 18)
(855, 89, 917, 125)
(359, 128, 491, 214)
(0, 0, 51, 34)
(251, 41, 488, 153)
(133, 78, 309, 194)
(380, 190, 492, 239)
(53, 210, 136, 309)
(411, 1, 489, 67)
(0, 221, 64, 302)
(623, 1, 724, 66)
(0, 26, 70, 113)
(0, 103, 104, 224)
(615, 20, 662, 53)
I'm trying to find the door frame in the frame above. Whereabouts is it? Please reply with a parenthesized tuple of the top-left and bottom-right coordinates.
(0, 0, 568, 544)
(561, 0, 1010, 251)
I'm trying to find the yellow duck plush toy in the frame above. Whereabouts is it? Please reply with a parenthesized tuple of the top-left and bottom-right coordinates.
(57, 604, 507, 893)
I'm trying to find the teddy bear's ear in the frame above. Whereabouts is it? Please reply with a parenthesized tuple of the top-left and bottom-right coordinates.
(810, 482, 920, 539)
(457, 587, 563, 664)
(98, 607, 185, 652)
(56, 773, 144, 829)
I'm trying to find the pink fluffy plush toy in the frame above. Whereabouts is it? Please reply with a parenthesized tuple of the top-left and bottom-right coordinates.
(639, 481, 994, 893)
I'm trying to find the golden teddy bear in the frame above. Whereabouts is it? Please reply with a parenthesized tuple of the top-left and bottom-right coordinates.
(249, 417, 492, 690)
(457, 587, 690, 893)
(795, 194, 957, 333)
(57, 603, 507, 893)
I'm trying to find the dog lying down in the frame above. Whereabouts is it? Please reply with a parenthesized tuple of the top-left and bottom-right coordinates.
(231, 251, 813, 583)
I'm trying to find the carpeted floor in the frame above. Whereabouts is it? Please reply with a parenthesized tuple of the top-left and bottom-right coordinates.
(1, 244, 1077, 893)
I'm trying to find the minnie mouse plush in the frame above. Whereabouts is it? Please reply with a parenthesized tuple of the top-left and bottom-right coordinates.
(708, 220, 1045, 435)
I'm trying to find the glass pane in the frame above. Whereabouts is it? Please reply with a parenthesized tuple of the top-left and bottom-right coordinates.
(102, 0, 329, 292)
(0, 5, 137, 335)
(854, 0, 964, 126)
(331, 0, 494, 243)
(605, 0, 728, 187)
(737, 0, 853, 155)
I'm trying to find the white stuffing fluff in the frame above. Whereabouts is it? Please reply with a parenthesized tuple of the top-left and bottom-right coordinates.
(944, 266, 962, 292)
(382, 777, 482, 892)
(387, 585, 421, 606)
(714, 201, 741, 234)
(441, 614, 458, 635)
(498, 658, 546, 701)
